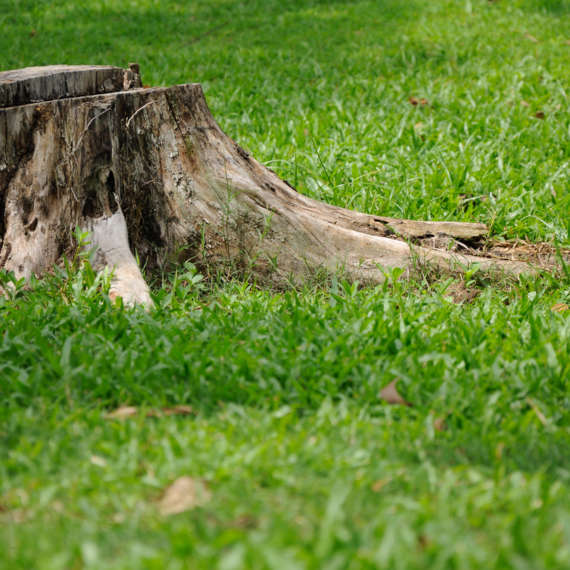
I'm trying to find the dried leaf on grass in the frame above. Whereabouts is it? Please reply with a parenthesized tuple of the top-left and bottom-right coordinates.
(90, 455, 107, 467)
(418, 534, 430, 550)
(371, 479, 390, 492)
(158, 476, 212, 516)
(162, 405, 194, 416)
(409, 96, 429, 106)
(379, 379, 412, 407)
(105, 405, 194, 420)
(525, 33, 539, 43)
(105, 406, 138, 419)
(433, 416, 447, 432)
(551, 303, 568, 313)
(229, 514, 258, 529)
(534, 111, 545, 119)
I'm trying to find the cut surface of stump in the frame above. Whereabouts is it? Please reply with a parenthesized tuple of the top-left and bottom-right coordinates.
(0, 65, 564, 305)
(0, 64, 142, 108)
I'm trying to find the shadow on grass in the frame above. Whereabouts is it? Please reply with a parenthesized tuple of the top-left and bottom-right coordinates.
(1, 0, 421, 80)
(521, 0, 570, 15)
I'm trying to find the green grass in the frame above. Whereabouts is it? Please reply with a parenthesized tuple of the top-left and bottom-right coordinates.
(1, 0, 570, 568)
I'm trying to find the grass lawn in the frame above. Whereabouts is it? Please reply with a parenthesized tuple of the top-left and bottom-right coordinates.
(1, 0, 570, 568)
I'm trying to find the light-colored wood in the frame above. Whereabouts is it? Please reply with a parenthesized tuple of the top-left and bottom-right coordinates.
(0, 65, 560, 305)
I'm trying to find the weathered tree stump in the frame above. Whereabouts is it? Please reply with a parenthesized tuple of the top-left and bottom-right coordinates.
(0, 64, 556, 305)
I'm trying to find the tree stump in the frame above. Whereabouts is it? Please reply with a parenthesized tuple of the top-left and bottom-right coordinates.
(0, 64, 555, 305)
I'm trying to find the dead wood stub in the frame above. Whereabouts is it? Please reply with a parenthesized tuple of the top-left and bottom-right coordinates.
(0, 64, 564, 305)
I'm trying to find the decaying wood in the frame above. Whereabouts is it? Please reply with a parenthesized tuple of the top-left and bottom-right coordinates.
(0, 65, 564, 305)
